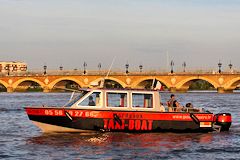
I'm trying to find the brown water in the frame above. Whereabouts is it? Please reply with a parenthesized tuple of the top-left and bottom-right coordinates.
(0, 92, 239, 160)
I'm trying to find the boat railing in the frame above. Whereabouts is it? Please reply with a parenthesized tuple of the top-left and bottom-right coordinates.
(167, 106, 205, 113)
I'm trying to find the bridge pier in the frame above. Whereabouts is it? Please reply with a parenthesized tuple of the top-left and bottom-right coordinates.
(169, 87, 177, 93)
(7, 87, 14, 93)
(217, 87, 233, 93)
(43, 86, 51, 93)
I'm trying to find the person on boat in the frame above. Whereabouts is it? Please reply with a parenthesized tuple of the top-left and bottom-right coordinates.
(88, 96, 96, 106)
(167, 94, 182, 112)
(184, 103, 200, 112)
(182, 103, 193, 112)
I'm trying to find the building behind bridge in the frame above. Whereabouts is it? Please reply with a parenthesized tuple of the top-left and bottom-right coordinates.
(0, 61, 27, 73)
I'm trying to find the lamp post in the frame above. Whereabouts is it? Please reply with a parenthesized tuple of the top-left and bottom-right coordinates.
(182, 62, 186, 72)
(83, 62, 87, 74)
(218, 61, 222, 73)
(43, 65, 47, 75)
(229, 61, 233, 73)
(59, 65, 63, 71)
(98, 63, 101, 72)
(125, 62, 129, 74)
(139, 64, 143, 72)
(229, 61, 233, 70)
(6, 64, 10, 76)
(170, 60, 174, 74)
(13, 65, 17, 72)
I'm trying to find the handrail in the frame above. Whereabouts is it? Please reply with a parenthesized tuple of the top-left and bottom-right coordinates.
(167, 106, 203, 113)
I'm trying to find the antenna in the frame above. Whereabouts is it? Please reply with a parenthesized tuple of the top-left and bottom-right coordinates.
(69, 91, 75, 102)
(106, 56, 116, 78)
(151, 78, 156, 89)
(99, 56, 116, 88)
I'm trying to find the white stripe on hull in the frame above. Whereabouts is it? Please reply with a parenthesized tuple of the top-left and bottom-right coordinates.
(200, 124, 212, 128)
(31, 121, 95, 133)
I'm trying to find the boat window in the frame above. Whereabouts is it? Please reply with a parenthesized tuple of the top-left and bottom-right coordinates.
(132, 93, 153, 108)
(78, 92, 102, 107)
(65, 91, 89, 107)
(106, 92, 127, 107)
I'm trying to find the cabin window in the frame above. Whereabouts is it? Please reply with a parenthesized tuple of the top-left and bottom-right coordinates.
(106, 92, 127, 107)
(132, 93, 153, 108)
(65, 91, 89, 107)
(78, 92, 102, 107)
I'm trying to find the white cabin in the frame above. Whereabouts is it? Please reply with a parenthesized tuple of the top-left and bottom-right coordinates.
(65, 89, 165, 112)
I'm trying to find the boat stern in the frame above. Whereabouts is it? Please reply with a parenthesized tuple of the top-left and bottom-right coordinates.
(213, 113, 232, 131)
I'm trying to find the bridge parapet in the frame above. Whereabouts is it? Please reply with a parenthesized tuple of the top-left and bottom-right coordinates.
(1, 70, 240, 77)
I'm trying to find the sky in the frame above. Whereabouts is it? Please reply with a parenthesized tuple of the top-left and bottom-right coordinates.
(0, 0, 240, 71)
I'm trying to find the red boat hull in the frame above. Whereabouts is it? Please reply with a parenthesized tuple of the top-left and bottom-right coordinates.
(25, 107, 218, 133)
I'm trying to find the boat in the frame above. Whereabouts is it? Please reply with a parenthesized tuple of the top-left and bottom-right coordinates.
(25, 88, 232, 133)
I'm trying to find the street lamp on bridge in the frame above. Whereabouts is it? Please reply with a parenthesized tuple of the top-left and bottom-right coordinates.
(229, 61, 233, 70)
(5, 64, 10, 76)
(59, 65, 63, 71)
(98, 63, 101, 72)
(139, 64, 143, 72)
(170, 60, 174, 74)
(182, 62, 186, 72)
(125, 62, 129, 74)
(218, 61, 222, 73)
(83, 62, 87, 74)
(43, 64, 47, 75)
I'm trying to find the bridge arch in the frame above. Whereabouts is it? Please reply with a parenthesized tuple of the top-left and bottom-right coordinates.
(0, 80, 9, 88)
(224, 77, 240, 90)
(48, 77, 85, 90)
(132, 77, 171, 89)
(12, 78, 45, 89)
(0, 80, 9, 92)
(91, 77, 127, 88)
(176, 76, 219, 91)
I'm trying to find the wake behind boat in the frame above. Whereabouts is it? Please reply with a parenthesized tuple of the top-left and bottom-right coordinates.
(25, 88, 232, 133)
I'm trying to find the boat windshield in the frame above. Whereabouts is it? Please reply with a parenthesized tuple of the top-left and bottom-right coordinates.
(64, 91, 89, 107)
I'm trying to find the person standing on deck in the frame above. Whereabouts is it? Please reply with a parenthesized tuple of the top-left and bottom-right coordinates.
(167, 94, 182, 112)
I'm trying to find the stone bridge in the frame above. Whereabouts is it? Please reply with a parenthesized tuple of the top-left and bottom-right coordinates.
(0, 72, 240, 93)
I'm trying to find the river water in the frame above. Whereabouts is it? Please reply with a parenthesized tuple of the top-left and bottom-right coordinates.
(0, 92, 239, 160)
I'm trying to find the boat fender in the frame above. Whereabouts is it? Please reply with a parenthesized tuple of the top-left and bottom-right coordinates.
(113, 114, 122, 126)
(65, 111, 73, 121)
(190, 113, 200, 125)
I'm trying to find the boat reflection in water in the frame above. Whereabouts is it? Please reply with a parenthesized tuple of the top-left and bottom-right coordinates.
(27, 132, 214, 153)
